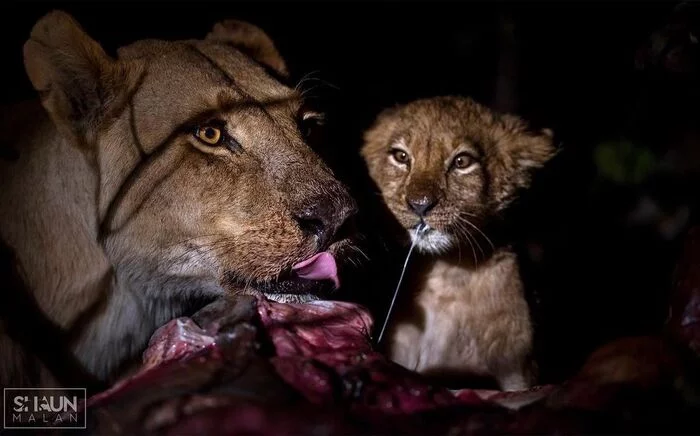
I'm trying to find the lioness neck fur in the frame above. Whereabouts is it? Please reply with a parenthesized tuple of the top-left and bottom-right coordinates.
(361, 96, 555, 391)
(0, 11, 356, 388)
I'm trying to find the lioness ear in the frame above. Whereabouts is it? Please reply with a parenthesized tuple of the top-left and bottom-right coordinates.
(206, 20, 288, 78)
(23, 11, 140, 144)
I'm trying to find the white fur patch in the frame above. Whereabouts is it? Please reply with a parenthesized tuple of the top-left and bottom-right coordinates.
(411, 228, 453, 253)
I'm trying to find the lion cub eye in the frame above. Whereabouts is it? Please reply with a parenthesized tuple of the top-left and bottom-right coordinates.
(451, 152, 475, 171)
(194, 125, 223, 146)
(390, 148, 410, 165)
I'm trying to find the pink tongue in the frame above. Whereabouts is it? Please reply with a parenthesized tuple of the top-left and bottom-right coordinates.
(292, 252, 339, 289)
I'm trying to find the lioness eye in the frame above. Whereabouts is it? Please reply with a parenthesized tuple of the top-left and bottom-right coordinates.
(300, 112, 325, 139)
(452, 153, 473, 170)
(194, 126, 222, 146)
(391, 149, 410, 165)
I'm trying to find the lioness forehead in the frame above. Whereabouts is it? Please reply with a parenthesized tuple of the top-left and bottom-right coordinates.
(119, 39, 291, 99)
(119, 39, 300, 153)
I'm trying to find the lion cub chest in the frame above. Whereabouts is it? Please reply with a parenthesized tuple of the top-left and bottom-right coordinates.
(387, 252, 534, 390)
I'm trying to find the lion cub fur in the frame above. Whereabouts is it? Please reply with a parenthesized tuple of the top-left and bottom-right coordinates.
(361, 96, 555, 391)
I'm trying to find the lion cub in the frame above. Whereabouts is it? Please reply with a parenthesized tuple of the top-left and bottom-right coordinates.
(361, 96, 555, 391)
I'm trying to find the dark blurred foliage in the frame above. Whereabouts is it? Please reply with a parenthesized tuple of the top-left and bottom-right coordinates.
(1, 1, 698, 384)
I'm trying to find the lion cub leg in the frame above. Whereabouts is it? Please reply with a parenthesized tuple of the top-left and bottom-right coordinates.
(496, 369, 529, 391)
(493, 358, 537, 391)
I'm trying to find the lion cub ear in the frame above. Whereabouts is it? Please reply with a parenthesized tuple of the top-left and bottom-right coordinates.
(23, 11, 141, 145)
(206, 20, 288, 79)
(516, 127, 557, 171)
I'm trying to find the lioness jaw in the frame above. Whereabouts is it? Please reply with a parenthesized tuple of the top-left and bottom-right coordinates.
(0, 10, 357, 387)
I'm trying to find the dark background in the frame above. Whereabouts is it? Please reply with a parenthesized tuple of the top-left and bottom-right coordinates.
(2, 1, 699, 384)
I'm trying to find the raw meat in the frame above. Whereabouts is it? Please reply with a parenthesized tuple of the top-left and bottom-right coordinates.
(65, 226, 700, 435)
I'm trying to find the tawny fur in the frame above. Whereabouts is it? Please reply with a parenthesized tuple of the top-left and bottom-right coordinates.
(361, 96, 555, 391)
(0, 11, 354, 388)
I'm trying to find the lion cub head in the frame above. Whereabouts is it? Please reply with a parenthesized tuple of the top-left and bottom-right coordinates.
(361, 96, 555, 254)
(23, 11, 357, 303)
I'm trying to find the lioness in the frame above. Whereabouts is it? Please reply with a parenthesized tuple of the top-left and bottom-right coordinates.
(362, 96, 555, 391)
(0, 11, 357, 389)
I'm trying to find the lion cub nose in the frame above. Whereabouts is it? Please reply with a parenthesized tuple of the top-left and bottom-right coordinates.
(406, 194, 438, 217)
(293, 189, 357, 249)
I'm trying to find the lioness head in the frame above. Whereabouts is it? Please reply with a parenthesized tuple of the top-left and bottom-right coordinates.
(24, 11, 357, 303)
(361, 96, 555, 254)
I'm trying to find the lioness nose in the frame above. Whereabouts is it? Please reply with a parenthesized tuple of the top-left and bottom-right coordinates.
(293, 189, 357, 249)
(406, 195, 438, 217)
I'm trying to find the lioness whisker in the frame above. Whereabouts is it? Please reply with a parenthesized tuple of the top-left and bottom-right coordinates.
(348, 244, 370, 262)
(294, 70, 321, 92)
(299, 85, 324, 100)
(295, 70, 340, 92)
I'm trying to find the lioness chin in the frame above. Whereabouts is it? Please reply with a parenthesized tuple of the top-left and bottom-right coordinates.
(362, 96, 555, 391)
(0, 11, 357, 389)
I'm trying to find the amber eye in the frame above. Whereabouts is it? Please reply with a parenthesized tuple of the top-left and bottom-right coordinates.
(452, 153, 473, 170)
(391, 148, 410, 165)
(194, 125, 222, 146)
